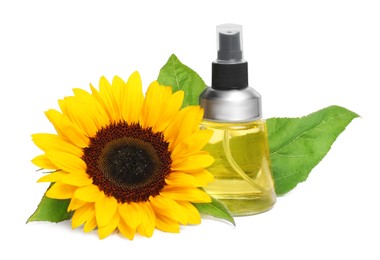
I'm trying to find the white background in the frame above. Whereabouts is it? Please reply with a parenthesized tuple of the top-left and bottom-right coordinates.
(1, 0, 379, 259)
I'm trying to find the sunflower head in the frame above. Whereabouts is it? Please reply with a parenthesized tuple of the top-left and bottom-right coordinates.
(32, 72, 214, 239)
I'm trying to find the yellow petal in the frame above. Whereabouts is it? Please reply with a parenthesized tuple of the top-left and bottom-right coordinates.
(173, 106, 204, 144)
(95, 195, 118, 227)
(163, 109, 186, 146)
(72, 88, 109, 129)
(46, 182, 77, 199)
(59, 97, 100, 137)
(167, 171, 213, 191)
(164, 106, 204, 151)
(121, 71, 144, 124)
(45, 151, 86, 173)
(189, 169, 214, 187)
(71, 203, 95, 229)
(98, 212, 120, 239)
(32, 155, 56, 169)
(45, 109, 88, 148)
(68, 197, 87, 211)
(165, 172, 196, 187)
(171, 129, 213, 159)
(98, 76, 119, 122)
(118, 203, 141, 230)
(32, 133, 83, 157)
(154, 90, 184, 132)
(90, 83, 110, 120)
(118, 218, 135, 240)
(74, 185, 104, 202)
(83, 215, 97, 233)
(171, 152, 214, 172)
(154, 214, 180, 233)
(58, 97, 69, 118)
(37, 171, 67, 183)
(135, 202, 155, 238)
(111, 76, 124, 107)
(177, 201, 201, 224)
(150, 195, 187, 224)
(160, 187, 211, 203)
(61, 172, 92, 187)
(140, 81, 172, 129)
(111, 75, 125, 121)
(72, 87, 91, 98)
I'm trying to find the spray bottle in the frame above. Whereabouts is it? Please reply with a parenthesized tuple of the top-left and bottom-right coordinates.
(200, 24, 276, 216)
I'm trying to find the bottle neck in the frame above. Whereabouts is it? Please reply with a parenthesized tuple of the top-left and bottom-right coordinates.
(199, 86, 262, 123)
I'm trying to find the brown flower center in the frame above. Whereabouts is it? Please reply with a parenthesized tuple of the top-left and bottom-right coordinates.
(82, 122, 172, 203)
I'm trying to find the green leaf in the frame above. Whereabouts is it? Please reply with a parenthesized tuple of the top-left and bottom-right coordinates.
(267, 105, 359, 195)
(193, 196, 235, 226)
(157, 54, 206, 108)
(27, 187, 72, 223)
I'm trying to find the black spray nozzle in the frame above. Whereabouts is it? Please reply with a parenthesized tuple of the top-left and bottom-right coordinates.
(216, 24, 243, 63)
(212, 24, 248, 90)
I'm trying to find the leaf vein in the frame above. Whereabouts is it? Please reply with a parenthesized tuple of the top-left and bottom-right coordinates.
(273, 153, 313, 158)
(171, 56, 180, 89)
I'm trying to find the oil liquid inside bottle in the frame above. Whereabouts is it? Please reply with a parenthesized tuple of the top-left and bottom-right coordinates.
(201, 120, 276, 216)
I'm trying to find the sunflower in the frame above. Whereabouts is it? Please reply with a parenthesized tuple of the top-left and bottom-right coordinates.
(32, 72, 214, 239)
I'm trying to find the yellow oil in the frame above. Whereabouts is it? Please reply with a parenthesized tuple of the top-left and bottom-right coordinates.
(201, 120, 276, 216)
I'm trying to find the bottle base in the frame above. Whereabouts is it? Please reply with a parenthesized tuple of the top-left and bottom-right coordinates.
(217, 196, 276, 216)
(212, 194, 276, 217)
(204, 178, 276, 216)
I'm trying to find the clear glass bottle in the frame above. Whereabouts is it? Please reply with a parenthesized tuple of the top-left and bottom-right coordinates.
(200, 24, 276, 216)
